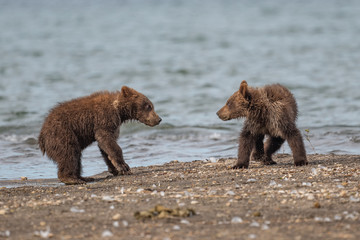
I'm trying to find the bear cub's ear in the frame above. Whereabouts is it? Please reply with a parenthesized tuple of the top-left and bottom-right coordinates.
(121, 86, 134, 98)
(239, 80, 250, 99)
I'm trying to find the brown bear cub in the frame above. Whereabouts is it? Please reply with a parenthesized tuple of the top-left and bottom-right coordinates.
(39, 86, 162, 184)
(217, 80, 307, 169)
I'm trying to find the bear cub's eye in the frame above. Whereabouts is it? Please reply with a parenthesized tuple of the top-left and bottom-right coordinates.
(145, 104, 152, 111)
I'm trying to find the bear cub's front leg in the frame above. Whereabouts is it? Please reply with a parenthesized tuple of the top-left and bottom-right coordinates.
(96, 130, 132, 175)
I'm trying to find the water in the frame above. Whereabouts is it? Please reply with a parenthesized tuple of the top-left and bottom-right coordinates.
(1, 0, 359, 181)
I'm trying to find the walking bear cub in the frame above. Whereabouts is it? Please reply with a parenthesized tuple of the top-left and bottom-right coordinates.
(39, 86, 162, 184)
(217, 80, 307, 169)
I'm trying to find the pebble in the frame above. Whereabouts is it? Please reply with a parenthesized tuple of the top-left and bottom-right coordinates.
(261, 224, 269, 230)
(250, 221, 260, 227)
(180, 219, 190, 225)
(248, 234, 257, 239)
(0, 209, 8, 215)
(70, 207, 85, 213)
(112, 213, 121, 220)
(314, 217, 332, 222)
(101, 230, 113, 238)
(349, 196, 360, 202)
(225, 191, 235, 196)
(247, 179, 256, 183)
(173, 225, 181, 230)
(231, 217, 243, 224)
(113, 221, 119, 227)
(307, 194, 315, 200)
(0, 230, 10, 237)
(122, 220, 129, 227)
(102, 196, 115, 202)
(269, 180, 277, 187)
(313, 202, 321, 208)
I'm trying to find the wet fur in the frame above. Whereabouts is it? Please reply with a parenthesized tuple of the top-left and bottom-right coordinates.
(217, 80, 307, 168)
(39, 86, 161, 184)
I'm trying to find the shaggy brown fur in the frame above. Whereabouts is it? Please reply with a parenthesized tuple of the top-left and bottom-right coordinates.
(39, 86, 162, 184)
(217, 80, 307, 169)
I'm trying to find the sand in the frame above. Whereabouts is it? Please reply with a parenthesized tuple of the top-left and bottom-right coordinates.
(1, 154, 360, 240)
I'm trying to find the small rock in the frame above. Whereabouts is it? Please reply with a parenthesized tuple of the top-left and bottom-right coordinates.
(302, 182, 312, 187)
(261, 224, 269, 230)
(349, 196, 360, 202)
(180, 219, 190, 225)
(173, 225, 181, 230)
(225, 191, 235, 196)
(247, 179, 256, 183)
(102, 196, 115, 202)
(0, 230, 10, 237)
(112, 213, 121, 220)
(231, 217, 243, 224)
(20, 176, 28, 181)
(269, 180, 277, 187)
(307, 194, 315, 200)
(253, 211, 262, 217)
(113, 221, 119, 227)
(0, 209, 8, 215)
(34, 226, 52, 239)
(250, 221, 260, 227)
(70, 207, 85, 213)
(101, 230, 113, 238)
(313, 202, 321, 208)
(122, 220, 129, 227)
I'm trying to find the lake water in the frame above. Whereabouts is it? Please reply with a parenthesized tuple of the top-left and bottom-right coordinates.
(1, 0, 359, 181)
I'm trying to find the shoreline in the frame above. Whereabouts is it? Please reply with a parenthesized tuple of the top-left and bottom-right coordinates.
(1, 154, 360, 239)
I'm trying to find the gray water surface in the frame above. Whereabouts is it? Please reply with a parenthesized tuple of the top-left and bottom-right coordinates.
(1, 0, 359, 181)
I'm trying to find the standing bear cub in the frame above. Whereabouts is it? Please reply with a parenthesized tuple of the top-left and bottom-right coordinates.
(217, 80, 307, 169)
(39, 86, 162, 184)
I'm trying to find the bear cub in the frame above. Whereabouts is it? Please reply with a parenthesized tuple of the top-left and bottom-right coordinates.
(39, 86, 162, 184)
(217, 80, 307, 169)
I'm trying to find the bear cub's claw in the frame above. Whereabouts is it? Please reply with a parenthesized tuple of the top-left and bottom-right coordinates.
(232, 164, 249, 169)
(263, 159, 277, 165)
(294, 160, 308, 166)
(60, 177, 87, 185)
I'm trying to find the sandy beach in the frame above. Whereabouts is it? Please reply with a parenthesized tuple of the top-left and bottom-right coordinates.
(1, 154, 359, 240)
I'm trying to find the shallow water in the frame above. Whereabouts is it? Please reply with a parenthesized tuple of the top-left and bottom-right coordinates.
(1, 0, 359, 181)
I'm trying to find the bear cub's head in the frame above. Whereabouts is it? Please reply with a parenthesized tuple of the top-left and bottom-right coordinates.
(217, 80, 251, 121)
(120, 86, 162, 127)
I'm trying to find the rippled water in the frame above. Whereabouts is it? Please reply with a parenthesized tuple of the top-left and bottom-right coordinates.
(1, 0, 359, 180)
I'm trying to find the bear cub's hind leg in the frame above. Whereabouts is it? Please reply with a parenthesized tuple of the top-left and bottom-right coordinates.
(57, 152, 87, 185)
(286, 128, 308, 166)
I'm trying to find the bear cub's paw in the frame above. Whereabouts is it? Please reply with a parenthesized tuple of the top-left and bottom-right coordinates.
(232, 164, 249, 169)
(294, 159, 308, 166)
